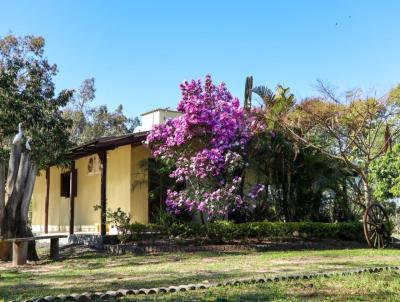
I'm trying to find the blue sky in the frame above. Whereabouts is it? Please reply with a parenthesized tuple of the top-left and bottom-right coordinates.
(1, 0, 399, 118)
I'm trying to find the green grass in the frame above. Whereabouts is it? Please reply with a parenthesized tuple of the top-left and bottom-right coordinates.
(0, 246, 400, 301)
(123, 271, 400, 301)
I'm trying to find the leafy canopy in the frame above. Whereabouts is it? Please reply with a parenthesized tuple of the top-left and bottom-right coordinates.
(63, 78, 140, 145)
(370, 144, 400, 202)
(0, 35, 73, 168)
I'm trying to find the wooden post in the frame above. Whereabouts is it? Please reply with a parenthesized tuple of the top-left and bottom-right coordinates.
(69, 161, 75, 235)
(49, 238, 59, 260)
(99, 151, 107, 236)
(44, 167, 50, 233)
(12, 241, 27, 266)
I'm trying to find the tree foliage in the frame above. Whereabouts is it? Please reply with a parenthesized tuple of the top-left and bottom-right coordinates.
(370, 144, 400, 202)
(0, 34, 74, 260)
(0, 35, 73, 168)
(63, 78, 140, 145)
(244, 85, 354, 222)
(281, 82, 400, 206)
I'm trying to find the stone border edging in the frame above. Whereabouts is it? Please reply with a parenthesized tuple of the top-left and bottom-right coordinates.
(103, 241, 367, 255)
(14, 266, 400, 302)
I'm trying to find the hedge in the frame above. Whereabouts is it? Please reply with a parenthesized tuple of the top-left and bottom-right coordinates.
(161, 221, 364, 242)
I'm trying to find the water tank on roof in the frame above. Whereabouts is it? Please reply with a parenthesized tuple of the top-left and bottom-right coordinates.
(133, 108, 181, 132)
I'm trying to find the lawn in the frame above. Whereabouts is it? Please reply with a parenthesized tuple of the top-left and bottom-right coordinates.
(123, 270, 400, 301)
(0, 245, 400, 301)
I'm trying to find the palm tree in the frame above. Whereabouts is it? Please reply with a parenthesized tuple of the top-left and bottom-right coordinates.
(247, 84, 353, 222)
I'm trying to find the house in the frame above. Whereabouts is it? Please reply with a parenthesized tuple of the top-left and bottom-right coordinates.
(30, 108, 181, 235)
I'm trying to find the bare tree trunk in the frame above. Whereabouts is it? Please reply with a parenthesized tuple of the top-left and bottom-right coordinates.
(20, 164, 38, 226)
(5, 144, 21, 199)
(6, 152, 30, 228)
(1, 138, 39, 261)
(361, 169, 372, 207)
(26, 231, 39, 261)
(0, 159, 5, 230)
(17, 163, 39, 261)
(0, 159, 8, 260)
(337, 178, 350, 221)
(286, 169, 292, 220)
(361, 170, 371, 207)
(1, 124, 40, 261)
(363, 179, 372, 207)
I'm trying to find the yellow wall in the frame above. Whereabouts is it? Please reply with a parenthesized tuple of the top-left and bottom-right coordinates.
(31, 144, 151, 233)
(74, 155, 101, 232)
(130, 145, 151, 224)
(107, 145, 132, 214)
(31, 166, 70, 232)
(31, 170, 46, 230)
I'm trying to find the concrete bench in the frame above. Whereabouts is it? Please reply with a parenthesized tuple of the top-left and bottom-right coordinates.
(0, 235, 67, 266)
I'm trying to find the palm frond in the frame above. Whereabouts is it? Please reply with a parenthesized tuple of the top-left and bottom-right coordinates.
(252, 86, 275, 107)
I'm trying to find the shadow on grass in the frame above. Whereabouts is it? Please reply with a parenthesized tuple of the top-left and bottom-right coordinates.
(2, 242, 400, 301)
(0, 269, 262, 301)
(121, 278, 400, 302)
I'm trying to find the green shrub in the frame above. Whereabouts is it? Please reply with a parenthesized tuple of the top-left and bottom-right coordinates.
(166, 222, 205, 238)
(95, 205, 364, 243)
(128, 223, 149, 241)
(164, 221, 364, 242)
(94, 206, 132, 242)
(94, 206, 163, 242)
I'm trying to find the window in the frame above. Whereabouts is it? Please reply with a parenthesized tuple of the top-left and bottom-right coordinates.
(60, 170, 77, 197)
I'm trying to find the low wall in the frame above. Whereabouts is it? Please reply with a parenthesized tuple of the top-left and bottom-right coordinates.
(103, 239, 367, 255)
(68, 234, 119, 249)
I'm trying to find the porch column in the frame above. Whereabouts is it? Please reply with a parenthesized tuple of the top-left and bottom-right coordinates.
(69, 161, 76, 235)
(99, 151, 107, 236)
(44, 167, 50, 233)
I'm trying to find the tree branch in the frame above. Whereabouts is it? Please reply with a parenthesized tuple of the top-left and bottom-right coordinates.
(316, 79, 341, 104)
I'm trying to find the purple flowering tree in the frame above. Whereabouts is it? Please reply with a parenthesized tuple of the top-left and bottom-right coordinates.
(147, 75, 264, 221)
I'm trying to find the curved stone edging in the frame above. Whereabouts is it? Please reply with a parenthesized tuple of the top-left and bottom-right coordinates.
(14, 266, 400, 302)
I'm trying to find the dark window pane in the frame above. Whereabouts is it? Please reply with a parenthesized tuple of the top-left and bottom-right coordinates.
(60, 169, 77, 197)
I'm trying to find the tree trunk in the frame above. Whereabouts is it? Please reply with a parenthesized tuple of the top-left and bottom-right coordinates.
(5, 152, 30, 230)
(16, 164, 39, 261)
(0, 133, 39, 261)
(359, 167, 372, 207)
(16, 223, 39, 261)
(286, 168, 292, 221)
(0, 159, 5, 230)
(20, 164, 38, 226)
(363, 179, 372, 207)
(0, 160, 10, 260)
(340, 178, 350, 221)
(5, 144, 21, 199)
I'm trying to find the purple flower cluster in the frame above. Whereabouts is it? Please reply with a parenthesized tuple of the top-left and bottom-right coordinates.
(147, 75, 254, 217)
(165, 177, 246, 216)
(247, 183, 266, 199)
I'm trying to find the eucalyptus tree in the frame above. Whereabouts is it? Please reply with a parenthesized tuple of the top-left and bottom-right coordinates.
(64, 78, 141, 145)
(0, 35, 73, 260)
